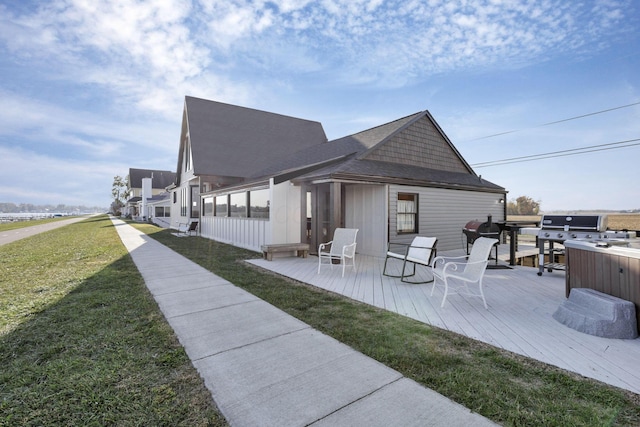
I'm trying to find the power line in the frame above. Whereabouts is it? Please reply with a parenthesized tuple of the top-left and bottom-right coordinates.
(466, 101, 640, 142)
(471, 138, 640, 168)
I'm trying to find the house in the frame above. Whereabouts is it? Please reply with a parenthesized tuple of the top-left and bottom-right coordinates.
(124, 168, 176, 222)
(172, 96, 507, 257)
(169, 96, 328, 231)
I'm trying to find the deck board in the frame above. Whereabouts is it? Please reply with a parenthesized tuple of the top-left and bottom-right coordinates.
(248, 246, 640, 395)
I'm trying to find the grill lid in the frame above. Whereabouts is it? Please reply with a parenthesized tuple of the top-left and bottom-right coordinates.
(540, 215, 608, 232)
(464, 216, 501, 234)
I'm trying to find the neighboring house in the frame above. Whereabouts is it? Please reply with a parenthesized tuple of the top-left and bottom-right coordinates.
(124, 168, 176, 220)
(170, 96, 328, 231)
(145, 192, 172, 227)
(172, 96, 507, 257)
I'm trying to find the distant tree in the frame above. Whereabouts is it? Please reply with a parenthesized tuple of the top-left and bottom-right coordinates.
(0, 202, 19, 213)
(507, 196, 540, 215)
(111, 175, 130, 215)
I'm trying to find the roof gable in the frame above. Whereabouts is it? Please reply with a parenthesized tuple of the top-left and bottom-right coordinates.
(360, 112, 473, 174)
(176, 96, 327, 182)
(334, 112, 422, 151)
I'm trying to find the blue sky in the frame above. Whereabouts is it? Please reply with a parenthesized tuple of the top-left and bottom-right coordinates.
(1, 0, 639, 211)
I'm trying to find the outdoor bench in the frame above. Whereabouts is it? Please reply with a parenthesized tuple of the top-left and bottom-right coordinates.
(261, 243, 310, 261)
(553, 288, 637, 339)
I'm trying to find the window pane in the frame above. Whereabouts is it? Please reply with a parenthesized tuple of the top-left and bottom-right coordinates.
(397, 193, 417, 233)
(203, 197, 214, 216)
(250, 189, 270, 219)
(215, 196, 228, 217)
(230, 192, 247, 217)
(190, 186, 200, 218)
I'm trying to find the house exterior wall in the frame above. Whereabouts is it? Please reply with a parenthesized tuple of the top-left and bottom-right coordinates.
(131, 187, 168, 198)
(200, 216, 269, 252)
(199, 179, 302, 253)
(388, 184, 505, 252)
(270, 179, 303, 245)
(170, 169, 198, 228)
(345, 184, 387, 257)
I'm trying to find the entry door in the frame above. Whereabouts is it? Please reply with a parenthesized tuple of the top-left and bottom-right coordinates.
(306, 184, 331, 254)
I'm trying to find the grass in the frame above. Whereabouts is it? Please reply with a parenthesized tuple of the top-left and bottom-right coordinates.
(508, 214, 640, 231)
(0, 216, 226, 426)
(3, 216, 640, 426)
(131, 222, 640, 426)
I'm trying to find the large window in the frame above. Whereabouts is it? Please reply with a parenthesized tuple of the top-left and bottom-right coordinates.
(180, 187, 188, 216)
(215, 195, 228, 217)
(154, 206, 169, 217)
(249, 189, 269, 219)
(397, 193, 418, 234)
(230, 192, 247, 217)
(190, 185, 200, 218)
(203, 197, 214, 216)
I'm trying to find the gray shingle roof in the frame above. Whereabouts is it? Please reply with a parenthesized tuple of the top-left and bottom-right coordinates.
(128, 168, 176, 189)
(183, 96, 327, 179)
(291, 157, 504, 191)
(187, 102, 504, 193)
(257, 110, 503, 192)
(250, 112, 424, 179)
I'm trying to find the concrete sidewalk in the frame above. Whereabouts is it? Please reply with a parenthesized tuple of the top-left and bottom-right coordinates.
(0, 216, 91, 246)
(112, 218, 497, 426)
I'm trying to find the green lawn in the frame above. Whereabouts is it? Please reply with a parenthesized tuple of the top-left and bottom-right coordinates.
(3, 216, 639, 426)
(0, 215, 226, 426)
(132, 222, 640, 427)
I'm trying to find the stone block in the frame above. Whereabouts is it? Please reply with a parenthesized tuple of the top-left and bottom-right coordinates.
(553, 288, 638, 339)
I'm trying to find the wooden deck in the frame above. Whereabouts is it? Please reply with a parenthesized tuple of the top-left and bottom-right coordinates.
(248, 244, 640, 395)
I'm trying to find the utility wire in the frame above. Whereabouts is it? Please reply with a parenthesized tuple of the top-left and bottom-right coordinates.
(466, 101, 640, 142)
(472, 138, 640, 168)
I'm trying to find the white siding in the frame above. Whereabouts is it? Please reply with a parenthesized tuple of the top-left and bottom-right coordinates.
(269, 179, 303, 244)
(170, 168, 197, 228)
(198, 179, 302, 253)
(389, 185, 505, 252)
(169, 190, 182, 227)
(345, 184, 387, 256)
(200, 216, 268, 252)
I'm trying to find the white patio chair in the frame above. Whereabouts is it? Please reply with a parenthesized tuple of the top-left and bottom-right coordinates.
(317, 228, 359, 277)
(430, 237, 498, 309)
(383, 236, 437, 283)
(172, 221, 199, 237)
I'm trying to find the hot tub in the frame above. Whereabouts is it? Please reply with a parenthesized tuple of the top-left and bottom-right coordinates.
(564, 240, 640, 329)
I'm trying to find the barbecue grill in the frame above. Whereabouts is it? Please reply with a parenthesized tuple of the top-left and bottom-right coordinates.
(536, 214, 634, 276)
(463, 216, 501, 248)
(463, 215, 501, 265)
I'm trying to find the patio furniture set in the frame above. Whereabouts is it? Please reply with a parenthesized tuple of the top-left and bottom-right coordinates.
(316, 228, 498, 310)
(260, 228, 639, 339)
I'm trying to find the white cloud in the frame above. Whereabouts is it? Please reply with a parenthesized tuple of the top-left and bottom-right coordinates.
(0, 89, 179, 160)
(0, 0, 632, 108)
(0, 145, 122, 207)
